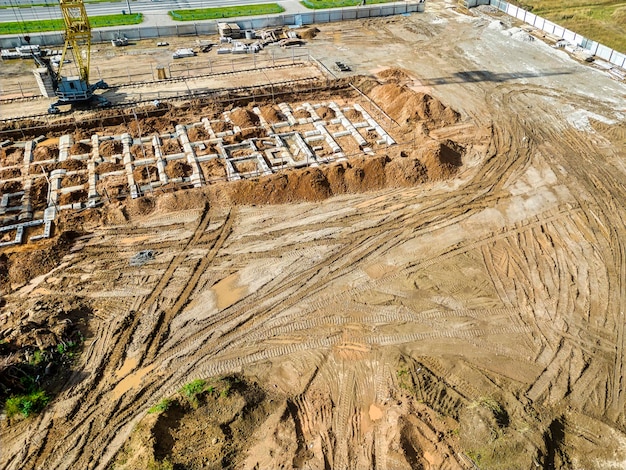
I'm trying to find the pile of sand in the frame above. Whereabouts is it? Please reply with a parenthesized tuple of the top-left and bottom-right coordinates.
(1, 148, 23, 166)
(187, 127, 209, 141)
(298, 26, 319, 39)
(58, 159, 87, 171)
(259, 105, 285, 124)
(30, 178, 48, 210)
(58, 190, 86, 206)
(316, 106, 335, 120)
(229, 108, 260, 128)
(99, 140, 123, 157)
(292, 108, 311, 119)
(160, 139, 181, 155)
(369, 83, 459, 127)
(343, 108, 362, 120)
(96, 162, 125, 175)
(377, 67, 413, 82)
(224, 154, 430, 205)
(32, 145, 59, 162)
(70, 142, 91, 155)
(419, 140, 464, 180)
(165, 160, 192, 178)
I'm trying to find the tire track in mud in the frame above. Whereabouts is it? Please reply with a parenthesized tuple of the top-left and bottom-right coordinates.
(501, 86, 626, 418)
(35, 95, 541, 469)
(22, 205, 214, 469)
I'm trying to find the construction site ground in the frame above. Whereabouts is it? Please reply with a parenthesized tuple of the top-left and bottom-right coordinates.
(1, 0, 626, 468)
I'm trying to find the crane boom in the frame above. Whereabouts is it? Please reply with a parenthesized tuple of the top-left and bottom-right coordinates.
(58, 0, 91, 83)
(44, 0, 108, 113)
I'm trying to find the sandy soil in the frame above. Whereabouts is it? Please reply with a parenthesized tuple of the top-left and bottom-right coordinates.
(1, 1, 626, 469)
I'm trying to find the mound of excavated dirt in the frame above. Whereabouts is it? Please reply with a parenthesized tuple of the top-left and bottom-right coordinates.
(259, 105, 285, 123)
(3, 231, 76, 288)
(95, 162, 125, 175)
(221, 153, 434, 205)
(165, 160, 192, 179)
(58, 159, 87, 171)
(32, 145, 59, 162)
(298, 26, 319, 39)
(420, 140, 464, 180)
(0, 148, 23, 166)
(99, 140, 123, 157)
(229, 108, 260, 128)
(113, 375, 279, 470)
(187, 126, 209, 141)
(369, 83, 460, 127)
(292, 108, 311, 119)
(316, 106, 335, 120)
(377, 67, 413, 82)
(70, 142, 91, 155)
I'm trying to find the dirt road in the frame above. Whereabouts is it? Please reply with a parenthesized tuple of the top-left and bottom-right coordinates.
(1, 1, 626, 468)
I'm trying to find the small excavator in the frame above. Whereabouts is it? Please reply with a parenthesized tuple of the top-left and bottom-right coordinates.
(33, 0, 109, 113)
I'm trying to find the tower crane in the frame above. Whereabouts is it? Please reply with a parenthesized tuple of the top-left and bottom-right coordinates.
(43, 0, 109, 113)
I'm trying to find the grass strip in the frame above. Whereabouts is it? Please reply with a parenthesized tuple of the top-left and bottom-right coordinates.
(0, 13, 142, 35)
(169, 3, 284, 21)
(301, 0, 398, 9)
(510, 0, 626, 53)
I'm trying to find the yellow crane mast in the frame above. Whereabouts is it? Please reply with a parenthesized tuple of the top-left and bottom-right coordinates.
(47, 0, 108, 113)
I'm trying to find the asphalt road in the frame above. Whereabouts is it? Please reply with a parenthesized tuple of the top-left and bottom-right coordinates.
(0, 0, 307, 22)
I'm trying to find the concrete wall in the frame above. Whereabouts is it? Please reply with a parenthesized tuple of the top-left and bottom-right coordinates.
(481, 0, 626, 70)
(0, 1, 425, 48)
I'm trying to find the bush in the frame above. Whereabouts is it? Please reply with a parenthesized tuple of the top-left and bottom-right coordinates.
(5, 389, 50, 418)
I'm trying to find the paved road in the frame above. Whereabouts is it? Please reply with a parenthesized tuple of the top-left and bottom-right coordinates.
(0, 0, 309, 22)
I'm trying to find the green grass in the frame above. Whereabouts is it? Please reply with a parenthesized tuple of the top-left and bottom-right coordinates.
(301, 0, 397, 9)
(0, 13, 142, 34)
(0, 0, 122, 8)
(510, 0, 626, 53)
(169, 3, 284, 21)
(147, 398, 171, 414)
(4, 389, 50, 418)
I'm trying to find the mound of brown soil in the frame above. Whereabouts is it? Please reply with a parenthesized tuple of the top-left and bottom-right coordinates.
(96, 162, 125, 175)
(0, 180, 22, 194)
(386, 155, 428, 186)
(377, 67, 413, 82)
(343, 108, 362, 120)
(212, 121, 232, 133)
(32, 145, 59, 162)
(298, 26, 319, 39)
(229, 108, 260, 128)
(420, 140, 464, 180)
(259, 105, 285, 123)
(30, 178, 49, 210)
(133, 166, 159, 184)
(1, 148, 23, 166)
(58, 189, 87, 206)
(160, 139, 182, 155)
(60, 174, 86, 188)
(316, 106, 335, 120)
(187, 126, 209, 141)
(5, 231, 76, 288)
(165, 160, 192, 179)
(292, 108, 311, 119)
(369, 83, 459, 127)
(99, 140, 123, 157)
(201, 159, 226, 180)
(58, 159, 87, 171)
(70, 142, 91, 155)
